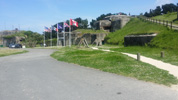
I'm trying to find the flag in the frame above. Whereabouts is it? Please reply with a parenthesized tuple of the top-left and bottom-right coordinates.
(57, 24, 63, 29)
(56, 24, 63, 32)
(50, 26, 54, 31)
(44, 26, 50, 32)
(70, 19, 78, 27)
(58, 25, 63, 29)
(64, 22, 69, 27)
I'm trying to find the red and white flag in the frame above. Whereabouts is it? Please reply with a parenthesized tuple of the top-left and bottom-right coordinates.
(70, 19, 78, 27)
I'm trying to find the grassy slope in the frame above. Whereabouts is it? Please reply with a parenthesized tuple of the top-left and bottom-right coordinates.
(153, 12, 178, 24)
(51, 47, 178, 86)
(106, 18, 178, 49)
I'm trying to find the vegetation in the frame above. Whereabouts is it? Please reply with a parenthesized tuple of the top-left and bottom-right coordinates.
(0, 49, 28, 57)
(23, 31, 43, 47)
(105, 46, 178, 66)
(105, 17, 178, 49)
(144, 3, 177, 17)
(152, 12, 178, 25)
(3, 31, 43, 47)
(51, 47, 178, 86)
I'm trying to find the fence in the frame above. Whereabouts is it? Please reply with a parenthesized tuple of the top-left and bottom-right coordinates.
(138, 16, 178, 30)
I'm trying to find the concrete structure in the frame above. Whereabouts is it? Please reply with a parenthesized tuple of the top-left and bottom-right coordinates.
(3, 36, 25, 47)
(124, 34, 157, 46)
(58, 32, 108, 46)
(0, 30, 21, 46)
(96, 15, 130, 32)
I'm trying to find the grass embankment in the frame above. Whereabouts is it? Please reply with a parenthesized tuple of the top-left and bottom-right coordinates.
(0, 49, 28, 57)
(106, 18, 178, 49)
(51, 47, 178, 86)
(152, 12, 178, 25)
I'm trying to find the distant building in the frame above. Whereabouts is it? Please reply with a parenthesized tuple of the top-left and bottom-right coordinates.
(0, 29, 24, 47)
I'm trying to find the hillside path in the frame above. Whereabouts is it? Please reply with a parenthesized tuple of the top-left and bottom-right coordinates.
(122, 53, 178, 78)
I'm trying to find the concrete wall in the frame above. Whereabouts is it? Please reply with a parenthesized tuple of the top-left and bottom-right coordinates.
(58, 32, 108, 46)
(3, 36, 24, 47)
(124, 34, 157, 46)
(96, 15, 130, 32)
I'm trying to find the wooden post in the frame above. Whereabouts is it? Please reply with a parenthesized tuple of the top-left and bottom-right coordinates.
(159, 20, 161, 24)
(171, 21, 172, 30)
(156, 19, 157, 24)
(163, 20, 164, 26)
(137, 53, 140, 61)
(166, 21, 168, 27)
(161, 51, 164, 58)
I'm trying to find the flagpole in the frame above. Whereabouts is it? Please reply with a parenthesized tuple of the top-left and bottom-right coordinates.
(69, 19, 71, 47)
(57, 23, 59, 47)
(51, 25, 52, 47)
(63, 21, 65, 47)
(44, 32, 45, 47)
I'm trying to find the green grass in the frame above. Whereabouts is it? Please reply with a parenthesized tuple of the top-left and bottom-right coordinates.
(74, 29, 109, 34)
(0, 49, 28, 57)
(108, 46, 178, 66)
(153, 12, 178, 24)
(106, 18, 178, 49)
(51, 47, 178, 86)
(106, 18, 168, 45)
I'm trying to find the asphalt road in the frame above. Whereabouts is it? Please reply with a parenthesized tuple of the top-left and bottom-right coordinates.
(0, 49, 178, 100)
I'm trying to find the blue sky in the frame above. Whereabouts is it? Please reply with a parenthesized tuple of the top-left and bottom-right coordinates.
(0, 0, 177, 34)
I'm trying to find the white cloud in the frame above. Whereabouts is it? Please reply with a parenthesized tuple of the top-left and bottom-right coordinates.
(155, 0, 174, 6)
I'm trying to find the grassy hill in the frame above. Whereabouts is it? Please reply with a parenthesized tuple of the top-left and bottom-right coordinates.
(106, 17, 178, 49)
(152, 12, 178, 25)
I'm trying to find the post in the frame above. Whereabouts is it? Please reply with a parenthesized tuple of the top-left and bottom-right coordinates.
(161, 51, 164, 58)
(163, 20, 164, 26)
(137, 53, 140, 61)
(69, 19, 71, 47)
(57, 23, 59, 46)
(63, 21, 65, 46)
(43, 32, 45, 47)
(171, 22, 173, 30)
(50, 25, 52, 47)
(156, 19, 157, 24)
(166, 21, 168, 27)
(177, 3, 178, 20)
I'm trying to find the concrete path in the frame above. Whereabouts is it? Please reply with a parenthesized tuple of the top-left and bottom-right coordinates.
(122, 53, 178, 78)
(0, 49, 178, 100)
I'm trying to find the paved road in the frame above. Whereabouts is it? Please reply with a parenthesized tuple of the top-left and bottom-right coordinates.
(0, 49, 178, 100)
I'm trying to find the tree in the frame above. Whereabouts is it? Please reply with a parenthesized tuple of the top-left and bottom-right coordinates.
(149, 9, 153, 17)
(154, 6, 162, 16)
(144, 12, 149, 17)
(90, 19, 97, 29)
(162, 3, 177, 14)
